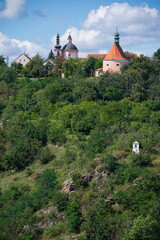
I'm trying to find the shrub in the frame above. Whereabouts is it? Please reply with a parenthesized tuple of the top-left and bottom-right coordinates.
(44, 223, 65, 239)
(104, 154, 119, 172)
(52, 191, 69, 211)
(66, 202, 81, 233)
(130, 153, 152, 167)
(87, 128, 111, 158)
(38, 146, 55, 164)
(38, 169, 57, 192)
(71, 172, 88, 188)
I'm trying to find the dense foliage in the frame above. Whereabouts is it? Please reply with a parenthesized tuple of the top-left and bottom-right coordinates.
(0, 53, 160, 239)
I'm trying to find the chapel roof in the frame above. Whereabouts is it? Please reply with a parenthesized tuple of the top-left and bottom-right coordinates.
(104, 43, 128, 61)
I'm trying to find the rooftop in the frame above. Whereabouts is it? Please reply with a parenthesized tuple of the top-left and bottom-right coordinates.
(104, 43, 128, 61)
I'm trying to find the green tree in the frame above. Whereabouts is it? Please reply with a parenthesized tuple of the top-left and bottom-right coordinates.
(54, 56, 64, 76)
(0, 67, 17, 83)
(153, 48, 160, 60)
(38, 168, 57, 191)
(26, 54, 45, 78)
(94, 58, 103, 70)
(0, 55, 6, 67)
(48, 50, 54, 60)
(104, 154, 119, 172)
(122, 216, 159, 240)
(66, 202, 81, 233)
(11, 62, 23, 74)
(103, 86, 123, 101)
(84, 57, 96, 77)
(83, 199, 112, 240)
(62, 58, 76, 77)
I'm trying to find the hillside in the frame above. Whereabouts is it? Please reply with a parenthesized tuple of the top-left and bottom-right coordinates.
(0, 54, 160, 240)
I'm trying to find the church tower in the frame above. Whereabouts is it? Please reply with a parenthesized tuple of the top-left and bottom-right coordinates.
(54, 33, 62, 57)
(103, 30, 129, 73)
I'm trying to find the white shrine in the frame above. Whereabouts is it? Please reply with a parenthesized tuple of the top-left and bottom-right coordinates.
(133, 141, 140, 154)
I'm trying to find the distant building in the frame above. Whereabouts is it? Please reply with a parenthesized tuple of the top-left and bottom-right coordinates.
(103, 31, 129, 73)
(54, 33, 79, 59)
(86, 54, 105, 59)
(13, 53, 31, 67)
(95, 68, 103, 77)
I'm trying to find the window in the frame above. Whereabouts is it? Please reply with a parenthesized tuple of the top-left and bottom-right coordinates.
(24, 59, 25, 62)
(116, 63, 119, 66)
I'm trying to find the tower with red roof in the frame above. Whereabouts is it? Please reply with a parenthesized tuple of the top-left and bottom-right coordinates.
(103, 31, 129, 73)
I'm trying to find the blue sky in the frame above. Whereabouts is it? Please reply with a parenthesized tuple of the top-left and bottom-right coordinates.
(0, 0, 160, 63)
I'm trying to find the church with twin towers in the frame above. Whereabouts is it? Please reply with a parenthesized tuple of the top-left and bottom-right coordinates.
(54, 33, 79, 59)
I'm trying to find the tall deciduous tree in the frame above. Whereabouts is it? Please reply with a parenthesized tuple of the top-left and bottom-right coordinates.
(26, 54, 45, 78)
(54, 56, 64, 76)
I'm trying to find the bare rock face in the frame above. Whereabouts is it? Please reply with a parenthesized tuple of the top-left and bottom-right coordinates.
(37, 220, 54, 230)
(40, 206, 56, 215)
(62, 179, 75, 193)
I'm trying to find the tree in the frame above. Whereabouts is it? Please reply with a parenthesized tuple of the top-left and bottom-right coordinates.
(153, 48, 160, 60)
(4, 119, 41, 170)
(48, 50, 54, 60)
(0, 55, 7, 67)
(62, 58, 76, 77)
(122, 216, 159, 240)
(124, 51, 138, 62)
(0, 67, 17, 83)
(66, 202, 81, 233)
(11, 62, 23, 74)
(84, 57, 96, 77)
(104, 154, 119, 172)
(83, 199, 112, 240)
(25, 54, 45, 78)
(94, 58, 103, 70)
(103, 86, 123, 101)
(54, 56, 64, 76)
(44, 61, 54, 76)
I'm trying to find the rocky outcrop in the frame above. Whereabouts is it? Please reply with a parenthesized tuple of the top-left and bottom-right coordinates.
(62, 179, 75, 193)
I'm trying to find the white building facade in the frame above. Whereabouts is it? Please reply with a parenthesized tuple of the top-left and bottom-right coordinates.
(13, 53, 31, 67)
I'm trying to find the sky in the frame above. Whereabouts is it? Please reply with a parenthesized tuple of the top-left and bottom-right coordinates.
(0, 0, 160, 64)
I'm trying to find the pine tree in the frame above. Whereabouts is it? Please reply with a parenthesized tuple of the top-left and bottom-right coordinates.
(48, 50, 54, 60)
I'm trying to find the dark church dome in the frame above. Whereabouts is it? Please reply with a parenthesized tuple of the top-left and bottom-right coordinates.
(62, 42, 78, 51)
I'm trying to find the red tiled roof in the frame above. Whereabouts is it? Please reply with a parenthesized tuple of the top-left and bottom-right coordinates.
(87, 54, 106, 59)
(104, 43, 128, 61)
(95, 68, 103, 71)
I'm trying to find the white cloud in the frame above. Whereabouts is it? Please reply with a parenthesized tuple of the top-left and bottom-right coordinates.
(0, 0, 27, 19)
(51, 3, 160, 57)
(0, 32, 48, 64)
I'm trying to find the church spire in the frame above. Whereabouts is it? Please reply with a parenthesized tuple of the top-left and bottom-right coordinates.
(114, 27, 119, 45)
(56, 33, 60, 46)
